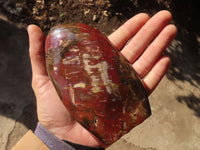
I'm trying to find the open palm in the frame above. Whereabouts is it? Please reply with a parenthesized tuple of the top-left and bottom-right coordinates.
(28, 10, 177, 148)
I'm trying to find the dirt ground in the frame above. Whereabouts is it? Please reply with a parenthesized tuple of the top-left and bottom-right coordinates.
(0, 0, 200, 150)
(1, 0, 170, 33)
(0, 0, 199, 33)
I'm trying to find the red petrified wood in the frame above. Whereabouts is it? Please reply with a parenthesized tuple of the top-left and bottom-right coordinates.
(45, 23, 151, 145)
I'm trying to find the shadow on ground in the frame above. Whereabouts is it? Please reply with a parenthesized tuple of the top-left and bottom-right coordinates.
(166, 1, 200, 117)
(167, 32, 200, 117)
(177, 94, 200, 117)
(0, 19, 37, 130)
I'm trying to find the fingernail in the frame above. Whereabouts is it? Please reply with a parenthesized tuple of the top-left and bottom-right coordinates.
(27, 25, 34, 33)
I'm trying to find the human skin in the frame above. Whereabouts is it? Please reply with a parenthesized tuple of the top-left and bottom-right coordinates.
(27, 10, 177, 148)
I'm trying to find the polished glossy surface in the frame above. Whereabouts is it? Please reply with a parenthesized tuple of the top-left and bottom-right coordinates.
(45, 23, 151, 145)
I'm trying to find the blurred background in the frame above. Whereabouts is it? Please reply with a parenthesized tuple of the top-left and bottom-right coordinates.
(0, 0, 199, 150)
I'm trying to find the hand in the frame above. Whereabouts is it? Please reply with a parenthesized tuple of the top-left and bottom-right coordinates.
(109, 10, 177, 95)
(28, 10, 177, 148)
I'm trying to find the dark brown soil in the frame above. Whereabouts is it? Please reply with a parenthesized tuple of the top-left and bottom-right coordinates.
(0, 0, 199, 35)
(0, 1, 179, 32)
(0, 0, 199, 34)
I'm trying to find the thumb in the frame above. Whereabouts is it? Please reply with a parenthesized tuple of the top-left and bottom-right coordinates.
(28, 25, 47, 77)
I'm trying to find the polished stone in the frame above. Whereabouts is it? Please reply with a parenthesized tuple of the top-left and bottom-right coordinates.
(45, 23, 151, 145)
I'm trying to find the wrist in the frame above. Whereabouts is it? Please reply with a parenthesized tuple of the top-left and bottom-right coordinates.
(34, 122, 74, 149)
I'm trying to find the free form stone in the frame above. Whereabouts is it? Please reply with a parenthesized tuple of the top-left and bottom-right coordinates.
(45, 23, 151, 145)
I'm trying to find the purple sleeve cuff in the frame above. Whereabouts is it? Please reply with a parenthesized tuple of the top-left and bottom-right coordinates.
(34, 122, 75, 150)
(34, 123, 105, 150)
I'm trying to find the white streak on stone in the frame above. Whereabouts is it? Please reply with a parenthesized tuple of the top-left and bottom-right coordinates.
(53, 66, 58, 71)
(69, 85, 75, 105)
(73, 82, 86, 88)
(70, 47, 80, 52)
(82, 53, 118, 94)
(63, 56, 80, 65)
(123, 105, 126, 114)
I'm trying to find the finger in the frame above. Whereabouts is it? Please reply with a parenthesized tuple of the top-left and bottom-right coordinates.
(142, 56, 171, 95)
(108, 13, 149, 50)
(28, 25, 47, 76)
(121, 10, 172, 63)
(133, 24, 177, 78)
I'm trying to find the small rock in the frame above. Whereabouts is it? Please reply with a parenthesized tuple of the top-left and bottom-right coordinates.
(93, 14, 96, 21)
(49, 16, 57, 21)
